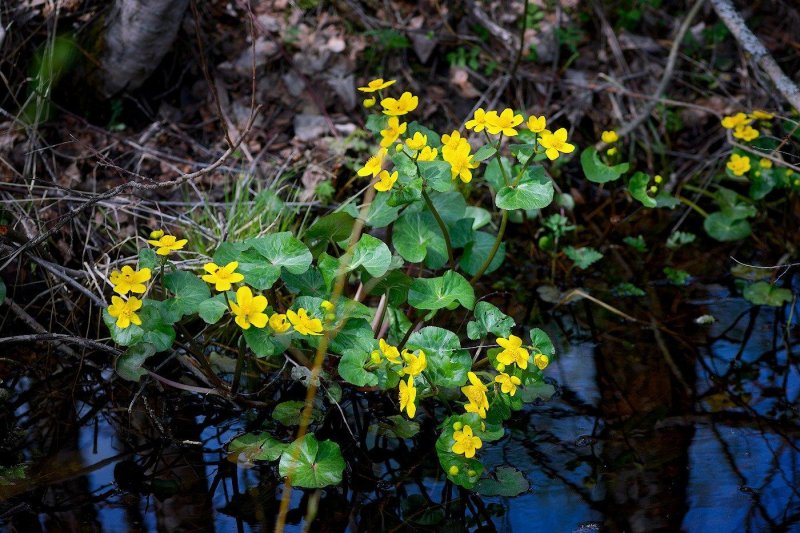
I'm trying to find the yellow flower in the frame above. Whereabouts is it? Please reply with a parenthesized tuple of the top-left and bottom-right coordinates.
(268, 313, 291, 333)
(357, 148, 387, 178)
(733, 124, 759, 141)
(402, 349, 427, 377)
(607, 147, 618, 156)
(465, 108, 490, 133)
(363, 97, 376, 108)
(441, 130, 464, 149)
(495, 372, 521, 396)
(442, 140, 479, 183)
(749, 109, 773, 120)
(601, 130, 619, 143)
(371, 338, 402, 365)
(496, 334, 529, 369)
(399, 375, 417, 418)
(358, 78, 396, 92)
(452, 424, 482, 458)
(201, 261, 244, 291)
(405, 131, 427, 151)
(286, 308, 323, 336)
(417, 146, 438, 162)
(721, 112, 752, 129)
(374, 170, 398, 192)
(380, 117, 407, 148)
(527, 115, 547, 133)
(107, 295, 143, 329)
(486, 108, 524, 136)
(461, 371, 489, 418)
(381, 92, 418, 116)
(726, 154, 751, 176)
(539, 128, 575, 160)
(147, 234, 188, 256)
(448, 465, 459, 476)
(229, 286, 268, 330)
(110, 265, 151, 295)
(321, 300, 335, 312)
(149, 229, 164, 239)
(759, 158, 773, 169)
(533, 353, 550, 370)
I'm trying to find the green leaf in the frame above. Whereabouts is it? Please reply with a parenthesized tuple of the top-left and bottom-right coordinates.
(467, 301, 514, 340)
(666, 231, 695, 249)
(198, 294, 228, 324)
(418, 160, 453, 193)
(346, 234, 391, 277)
(704, 212, 751, 241)
(387, 176, 423, 207)
(408, 271, 475, 311)
(138, 248, 158, 271)
(623, 235, 647, 252)
(392, 211, 447, 265)
(613, 282, 646, 297)
(519, 381, 555, 402)
(103, 308, 144, 346)
(580, 146, 630, 183)
(628, 171, 657, 208)
(281, 267, 326, 297)
(248, 232, 313, 274)
(305, 212, 355, 243)
(715, 188, 757, 220)
(375, 415, 420, 439)
(407, 326, 471, 388)
(273, 401, 323, 426)
(473, 144, 497, 162)
(338, 349, 379, 387)
(318, 252, 339, 292)
(743, 281, 792, 307)
(529, 328, 555, 356)
(328, 318, 375, 355)
(484, 156, 512, 191)
(363, 192, 401, 228)
(564, 246, 603, 270)
(242, 327, 281, 358)
(435, 413, 487, 489)
(407, 121, 441, 147)
(464, 206, 491, 230)
(475, 466, 530, 497)
(229, 432, 287, 463)
(509, 143, 535, 164)
(367, 270, 412, 307)
(664, 267, 691, 286)
(115, 342, 156, 382)
(163, 271, 211, 320)
(495, 166, 554, 211)
(459, 231, 505, 276)
(138, 301, 176, 351)
(279, 434, 345, 488)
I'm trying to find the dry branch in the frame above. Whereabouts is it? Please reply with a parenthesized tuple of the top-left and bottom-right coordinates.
(710, 0, 800, 111)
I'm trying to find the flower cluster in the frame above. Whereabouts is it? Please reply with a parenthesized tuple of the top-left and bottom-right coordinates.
(107, 265, 151, 328)
(354, 77, 574, 194)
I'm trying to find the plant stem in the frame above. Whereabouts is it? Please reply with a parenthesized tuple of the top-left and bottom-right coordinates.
(421, 188, 456, 271)
(469, 210, 509, 284)
(677, 195, 710, 218)
(484, 132, 509, 186)
(231, 335, 246, 395)
(510, 0, 531, 78)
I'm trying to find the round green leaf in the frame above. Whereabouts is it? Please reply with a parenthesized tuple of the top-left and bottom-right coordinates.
(628, 171, 657, 208)
(467, 301, 514, 340)
(393, 211, 447, 266)
(407, 326, 471, 388)
(459, 231, 506, 276)
(580, 146, 630, 183)
(163, 271, 211, 320)
(475, 466, 530, 497)
(103, 308, 144, 346)
(743, 281, 792, 307)
(362, 192, 401, 228)
(495, 167, 554, 211)
(228, 432, 287, 463)
(408, 271, 475, 311)
(278, 434, 345, 489)
(704, 212, 751, 241)
(247, 232, 312, 275)
(418, 160, 453, 193)
(529, 328, 555, 356)
(338, 349, 379, 387)
(198, 294, 228, 324)
(272, 401, 323, 426)
(115, 342, 156, 382)
(347, 234, 392, 277)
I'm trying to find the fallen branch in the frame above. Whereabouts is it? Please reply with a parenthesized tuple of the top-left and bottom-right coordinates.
(710, 0, 800, 111)
(0, 333, 122, 355)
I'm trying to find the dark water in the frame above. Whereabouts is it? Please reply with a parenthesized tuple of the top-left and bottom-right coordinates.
(1, 283, 798, 532)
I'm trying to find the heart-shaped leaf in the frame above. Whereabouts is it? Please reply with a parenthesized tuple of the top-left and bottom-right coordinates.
(496, 166, 554, 211)
(580, 146, 629, 183)
(278, 434, 345, 488)
(407, 326, 471, 388)
(408, 271, 475, 311)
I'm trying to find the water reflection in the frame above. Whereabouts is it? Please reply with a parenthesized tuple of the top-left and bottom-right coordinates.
(1, 283, 798, 531)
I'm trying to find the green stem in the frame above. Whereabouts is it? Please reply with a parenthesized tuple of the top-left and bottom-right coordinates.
(469, 210, 509, 284)
(677, 196, 710, 218)
(231, 335, 246, 395)
(421, 188, 456, 271)
(484, 132, 509, 186)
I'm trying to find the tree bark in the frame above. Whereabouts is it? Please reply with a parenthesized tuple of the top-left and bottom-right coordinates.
(99, 0, 190, 96)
